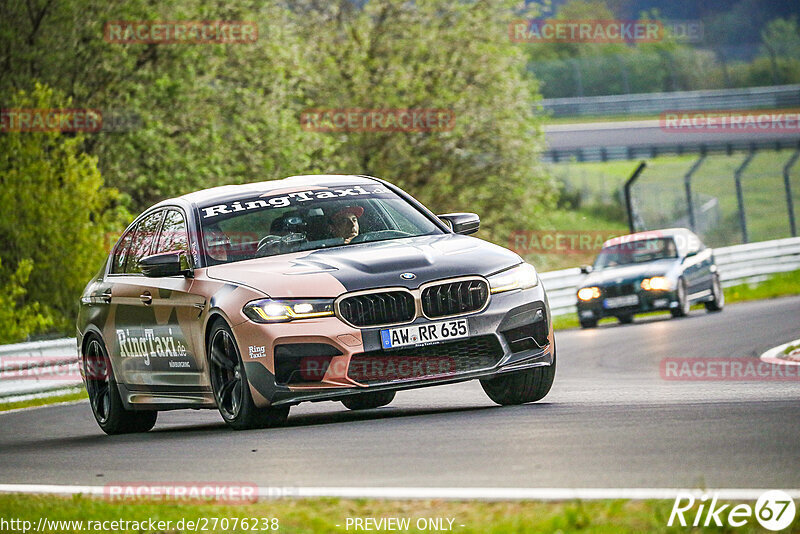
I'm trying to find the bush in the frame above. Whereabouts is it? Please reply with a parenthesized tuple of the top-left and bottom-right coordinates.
(0, 84, 130, 332)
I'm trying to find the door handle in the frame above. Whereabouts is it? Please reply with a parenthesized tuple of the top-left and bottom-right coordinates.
(139, 291, 153, 305)
(100, 289, 112, 303)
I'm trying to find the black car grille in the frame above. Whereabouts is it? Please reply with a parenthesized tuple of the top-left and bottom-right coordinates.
(601, 283, 636, 298)
(421, 279, 489, 318)
(338, 291, 416, 327)
(348, 335, 503, 384)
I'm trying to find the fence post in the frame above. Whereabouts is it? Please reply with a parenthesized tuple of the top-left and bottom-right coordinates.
(683, 155, 705, 232)
(784, 149, 800, 237)
(734, 151, 755, 243)
(624, 161, 648, 233)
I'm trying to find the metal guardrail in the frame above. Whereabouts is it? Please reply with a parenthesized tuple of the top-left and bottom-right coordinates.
(541, 84, 800, 118)
(1, 236, 799, 399)
(542, 236, 800, 316)
(543, 138, 800, 163)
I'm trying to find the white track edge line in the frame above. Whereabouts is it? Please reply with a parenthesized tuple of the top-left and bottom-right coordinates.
(0, 485, 797, 501)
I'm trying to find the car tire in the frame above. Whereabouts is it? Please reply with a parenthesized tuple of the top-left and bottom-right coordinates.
(670, 278, 690, 318)
(579, 319, 598, 329)
(616, 314, 634, 324)
(84, 336, 157, 435)
(208, 319, 289, 431)
(341, 390, 396, 410)
(479, 350, 556, 406)
(704, 274, 724, 312)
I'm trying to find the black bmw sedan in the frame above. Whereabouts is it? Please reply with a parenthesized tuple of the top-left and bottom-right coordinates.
(576, 228, 724, 328)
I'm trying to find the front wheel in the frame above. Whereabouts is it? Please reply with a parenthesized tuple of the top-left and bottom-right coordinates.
(480, 351, 556, 405)
(579, 318, 597, 329)
(670, 278, 690, 318)
(208, 319, 289, 430)
(616, 314, 634, 324)
(341, 390, 395, 410)
(84, 337, 157, 435)
(704, 274, 724, 312)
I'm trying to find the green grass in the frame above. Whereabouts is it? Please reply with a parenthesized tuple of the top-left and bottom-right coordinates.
(549, 150, 800, 248)
(0, 494, 792, 533)
(0, 388, 87, 412)
(544, 113, 660, 125)
(554, 269, 800, 330)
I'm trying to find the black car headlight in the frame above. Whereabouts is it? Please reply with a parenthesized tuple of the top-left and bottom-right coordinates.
(243, 298, 335, 323)
(488, 263, 539, 294)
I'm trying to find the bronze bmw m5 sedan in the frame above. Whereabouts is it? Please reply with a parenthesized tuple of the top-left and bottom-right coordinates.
(78, 175, 555, 433)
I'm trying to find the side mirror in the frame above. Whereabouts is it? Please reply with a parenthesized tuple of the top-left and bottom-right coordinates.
(580, 265, 593, 274)
(683, 250, 698, 262)
(140, 251, 193, 278)
(437, 213, 480, 235)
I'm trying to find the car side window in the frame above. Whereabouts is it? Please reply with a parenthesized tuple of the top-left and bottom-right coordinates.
(124, 211, 165, 274)
(156, 209, 190, 255)
(110, 227, 135, 274)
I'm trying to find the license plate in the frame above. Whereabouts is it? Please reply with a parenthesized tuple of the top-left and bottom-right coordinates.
(603, 294, 639, 308)
(381, 319, 469, 349)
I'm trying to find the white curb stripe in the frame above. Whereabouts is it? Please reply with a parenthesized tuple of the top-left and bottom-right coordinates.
(0, 485, 797, 501)
(760, 339, 800, 366)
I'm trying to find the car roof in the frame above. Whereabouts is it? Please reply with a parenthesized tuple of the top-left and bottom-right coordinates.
(154, 174, 381, 208)
(601, 227, 695, 248)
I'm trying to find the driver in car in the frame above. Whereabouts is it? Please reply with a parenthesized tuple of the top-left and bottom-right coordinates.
(328, 205, 364, 244)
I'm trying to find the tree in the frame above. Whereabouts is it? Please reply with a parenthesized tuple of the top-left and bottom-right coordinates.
(0, 259, 52, 344)
(0, 84, 130, 331)
(295, 0, 553, 244)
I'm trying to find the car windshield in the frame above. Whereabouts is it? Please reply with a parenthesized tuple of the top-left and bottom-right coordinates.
(594, 237, 678, 269)
(197, 184, 443, 265)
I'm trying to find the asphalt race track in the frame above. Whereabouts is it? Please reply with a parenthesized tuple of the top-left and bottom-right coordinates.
(1, 297, 799, 489)
(544, 120, 800, 150)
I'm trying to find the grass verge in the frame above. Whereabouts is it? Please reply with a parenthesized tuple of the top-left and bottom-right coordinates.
(0, 493, 792, 533)
(554, 269, 800, 330)
(0, 388, 87, 413)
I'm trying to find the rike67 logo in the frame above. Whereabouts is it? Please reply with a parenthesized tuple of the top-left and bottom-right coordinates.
(669, 490, 796, 531)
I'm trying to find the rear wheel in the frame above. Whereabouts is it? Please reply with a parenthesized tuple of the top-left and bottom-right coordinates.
(670, 278, 690, 318)
(341, 390, 396, 410)
(480, 351, 556, 405)
(208, 320, 289, 430)
(84, 337, 157, 435)
(705, 274, 724, 312)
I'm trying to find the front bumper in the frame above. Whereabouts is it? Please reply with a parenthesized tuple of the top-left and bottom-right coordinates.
(577, 288, 679, 320)
(233, 284, 554, 407)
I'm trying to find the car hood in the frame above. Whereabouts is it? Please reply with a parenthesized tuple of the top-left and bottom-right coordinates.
(583, 260, 677, 286)
(205, 234, 522, 298)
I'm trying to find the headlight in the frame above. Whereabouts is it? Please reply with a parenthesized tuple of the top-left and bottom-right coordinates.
(243, 298, 334, 323)
(577, 286, 601, 301)
(488, 263, 539, 294)
(641, 276, 671, 291)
